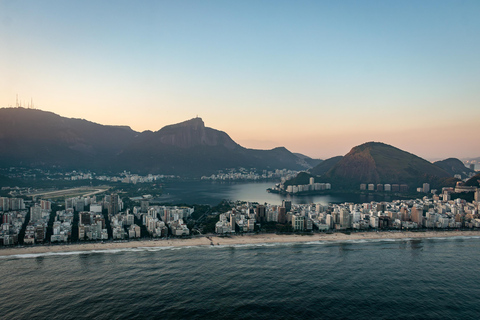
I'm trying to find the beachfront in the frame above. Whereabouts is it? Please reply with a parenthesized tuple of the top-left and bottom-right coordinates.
(1, 230, 479, 257)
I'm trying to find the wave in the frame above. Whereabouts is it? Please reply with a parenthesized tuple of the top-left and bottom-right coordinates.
(2, 235, 480, 259)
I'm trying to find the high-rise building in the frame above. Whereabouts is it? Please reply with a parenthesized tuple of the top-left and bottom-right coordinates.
(75, 199, 85, 212)
(230, 212, 236, 231)
(0, 197, 9, 211)
(411, 206, 423, 226)
(278, 207, 286, 224)
(140, 200, 149, 213)
(292, 214, 305, 231)
(109, 194, 120, 216)
(376, 203, 386, 213)
(423, 183, 430, 193)
(255, 205, 266, 223)
(40, 200, 51, 211)
(282, 200, 292, 213)
(339, 208, 351, 229)
(80, 212, 91, 225)
(30, 205, 42, 223)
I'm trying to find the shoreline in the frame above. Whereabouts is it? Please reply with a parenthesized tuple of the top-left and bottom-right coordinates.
(1, 230, 479, 257)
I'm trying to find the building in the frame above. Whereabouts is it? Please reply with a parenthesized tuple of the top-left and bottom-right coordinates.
(255, 205, 266, 223)
(109, 194, 120, 216)
(282, 200, 292, 212)
(292, 214, 305, 231)
(423, 183, 430, 193)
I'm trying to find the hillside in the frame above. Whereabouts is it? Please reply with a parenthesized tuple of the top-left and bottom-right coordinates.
(0, 107, 137, 170)
(464, 173, 480, 187)
(117, 118, 313, 175)
(0, 107, 316, 176)
(294, 153, 323, 168)
(309, 156, 343, 176)
(324, 142, 451, 189)
(433, 158, 474, 179)
(283, 172, 315, 187)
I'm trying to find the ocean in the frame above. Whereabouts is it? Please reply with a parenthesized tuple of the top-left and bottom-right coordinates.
(2, 236, 480, 319)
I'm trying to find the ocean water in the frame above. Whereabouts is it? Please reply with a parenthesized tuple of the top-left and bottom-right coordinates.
(2, 237, 480, 319)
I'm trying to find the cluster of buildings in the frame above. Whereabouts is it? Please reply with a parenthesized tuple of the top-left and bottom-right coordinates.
(0, 167, 177, 184)
(360, 183, 409, 192)
(2, 183, 479, 246)
(0, 197, 27, 245)
(131, 202, 193, 237)
(51, 209, 73, 242)
(96, 172, 176, 184)
(215, 200, 295, 234)
(214, 188, 480, 234)
(202, 168, 298, 181)
(24, 200, 52, 244)
(270, 177, 331, 194)
(70, 194, 193, 241)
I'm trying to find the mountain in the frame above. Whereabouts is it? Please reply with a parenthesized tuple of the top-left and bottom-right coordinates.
(464, 173, 480, 187)
(0, 107, 137, 170)
(433, 158, 475, 179)
(309, 156, 343, 176)
(293, 153, 323, 168)
(323, 142, 451, 189)
(0, 108, 315, 176)
(117, 118, 313, 175)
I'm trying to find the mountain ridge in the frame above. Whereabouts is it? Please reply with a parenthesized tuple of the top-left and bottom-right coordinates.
(0, 107, 318, 175)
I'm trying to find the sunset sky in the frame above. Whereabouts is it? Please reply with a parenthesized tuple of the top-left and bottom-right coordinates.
(1, 0, 479, 160)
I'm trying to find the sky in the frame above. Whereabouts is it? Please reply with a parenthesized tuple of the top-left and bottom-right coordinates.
(1, 0, 479, 160)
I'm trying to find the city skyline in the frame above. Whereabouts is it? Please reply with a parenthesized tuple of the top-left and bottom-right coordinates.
(1, 1, 479, 159)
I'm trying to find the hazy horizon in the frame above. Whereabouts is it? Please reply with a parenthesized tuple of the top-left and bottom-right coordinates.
(1, 1, 479, 159)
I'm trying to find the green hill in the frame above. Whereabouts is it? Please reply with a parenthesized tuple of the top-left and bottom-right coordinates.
(433, 158, 475, 179)
(283, 172, 316, 187)
(464, 173, 480, 187)
(309, 156, 343, 176)
(324, 142, 451, 189)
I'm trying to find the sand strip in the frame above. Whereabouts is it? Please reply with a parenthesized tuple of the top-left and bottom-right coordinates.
(1, 231, 479, 257)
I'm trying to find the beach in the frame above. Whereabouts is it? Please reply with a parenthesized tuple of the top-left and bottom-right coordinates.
(1, 230, 479, 257)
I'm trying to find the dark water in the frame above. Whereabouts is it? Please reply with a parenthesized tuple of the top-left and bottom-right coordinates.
(155, 181, 392, 206)
(2, 237, 480, 319)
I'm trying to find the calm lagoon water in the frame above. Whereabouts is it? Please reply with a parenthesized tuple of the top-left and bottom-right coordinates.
(154, 181, 392, 206)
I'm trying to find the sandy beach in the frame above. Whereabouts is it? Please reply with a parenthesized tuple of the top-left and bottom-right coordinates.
(1, 230, 479, 257)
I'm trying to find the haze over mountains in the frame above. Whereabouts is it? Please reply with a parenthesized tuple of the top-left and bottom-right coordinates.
(0, 108, 319, 175)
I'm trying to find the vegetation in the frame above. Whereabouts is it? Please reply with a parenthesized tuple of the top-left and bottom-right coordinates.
(202, 214, 219, 234)
(465, 173, 480, 187)
(309, 156, 343, 176)
(433, 158, 475, 179)
(322, 142, 452, 190)
(283, 171, 316, 187)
